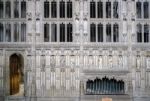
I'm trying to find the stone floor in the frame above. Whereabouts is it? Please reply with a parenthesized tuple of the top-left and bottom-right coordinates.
(13, 84, 24, 96)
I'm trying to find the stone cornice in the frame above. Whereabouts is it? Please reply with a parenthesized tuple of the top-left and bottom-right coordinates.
(0, 43, 150, 51)
(0, 43, 31, 48)
(132, 43, 150, 50)
(83, 70, 129, 74)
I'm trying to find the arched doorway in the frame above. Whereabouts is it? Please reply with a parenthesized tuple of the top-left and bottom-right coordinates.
(9, 53, 24, 96)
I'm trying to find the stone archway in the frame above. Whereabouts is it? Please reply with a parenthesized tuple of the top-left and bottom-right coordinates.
(9, 53, 24, 96)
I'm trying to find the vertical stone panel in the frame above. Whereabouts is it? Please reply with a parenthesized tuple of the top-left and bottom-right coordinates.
(45, 55, 50, 66)
(46, 68, 50, 90)
(56, 55, 60, 66)
(123, 55, 127, 70)
(136, 72, 141, 88)
(0, 51, 3, 90)
(56, 68, 60, 90)
(148, 72, 150, 88)
(99, 55, 103, 69)
(36, 68, 41, 90)
(66, 68, 70, 90)
(36, 55, 40, 67)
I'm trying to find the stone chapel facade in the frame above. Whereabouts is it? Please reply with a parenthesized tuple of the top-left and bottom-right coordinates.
(0, 0, 150, 101)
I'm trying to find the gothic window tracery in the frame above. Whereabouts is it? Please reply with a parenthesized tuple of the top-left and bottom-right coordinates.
(21, 1, 26, 18)
(44, 1, 49, 18)
(90, 23, 96, 42)
(44, 23, 72, 42)
(5, 1, 11, 18)
(51, 1, 57, 18)
(21, 23, 26, 42)
(137, 24, 142, 42)
(90, 1, 96, 18)
(113, 24, 119, 42)
(0, 1, 3, 18)
(0, 23, 3, 42)
(60, 0, 65, 18)
(136, 1, 142, 18)
(136, 24, 149, 43)
(144, 24, 149, 42)
(14, 1, 19, 18)
(67, 1, 72, 18)
(60, 23, 65, 42)
(67, 23, 72, 42)
(143, 1, 149, 19)
(98, 23, 103, 42)
(113, 1, 119, 18)
(106, 1, 111, 18)
(97, 1, 103, 18)
(14, 23, 19, 42)
(51, 23, 57, 42)
(5, 23, 11, 42)
(44, 23, 49, 42)
(106, 24, 111, 42)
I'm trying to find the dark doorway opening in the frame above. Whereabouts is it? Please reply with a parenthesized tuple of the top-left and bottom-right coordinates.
(9, 54, 24, 96)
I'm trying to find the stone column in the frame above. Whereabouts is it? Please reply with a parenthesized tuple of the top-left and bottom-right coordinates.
(141, 52, 146, 91)
(0, 50, 4, 96)
(3, 22, 5, 42)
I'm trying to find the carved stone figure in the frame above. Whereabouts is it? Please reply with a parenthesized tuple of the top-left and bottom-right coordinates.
(83, 18, 88, 34)
(136, 56, 141, 69)
(98, 56, 102, 69)
(75, 18, 80, 34)
(147, 57, 150, 69)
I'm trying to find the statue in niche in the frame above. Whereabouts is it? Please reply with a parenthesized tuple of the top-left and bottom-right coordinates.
(27, 12, 32, 20)
(147, 57, 150, 68)
(75, 18, 80, 34)
(83, 18, 88, 34)
(83, 0, 88, 16)
(75, 0, 80, 16)
(136, 56, 141, 69)
(98, 56, 102, 69)
(123, 21, 127, 42)
(70, 56, 75, 66)
(60, 56, 66, 66)
(36, 13, 40, 20)
(50, 56, 56, 67)
(118, 55, 123, 68)
(41, 56, 45, 71)
(36, 21, 40, 34)
(109, 56, 113, 69)
(89, 56, 93, 66)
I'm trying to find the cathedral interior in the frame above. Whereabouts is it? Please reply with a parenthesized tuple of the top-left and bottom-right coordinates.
(0, 0, 150, 101)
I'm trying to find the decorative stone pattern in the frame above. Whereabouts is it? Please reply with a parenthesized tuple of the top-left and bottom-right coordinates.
(0, 0, 150, 101)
